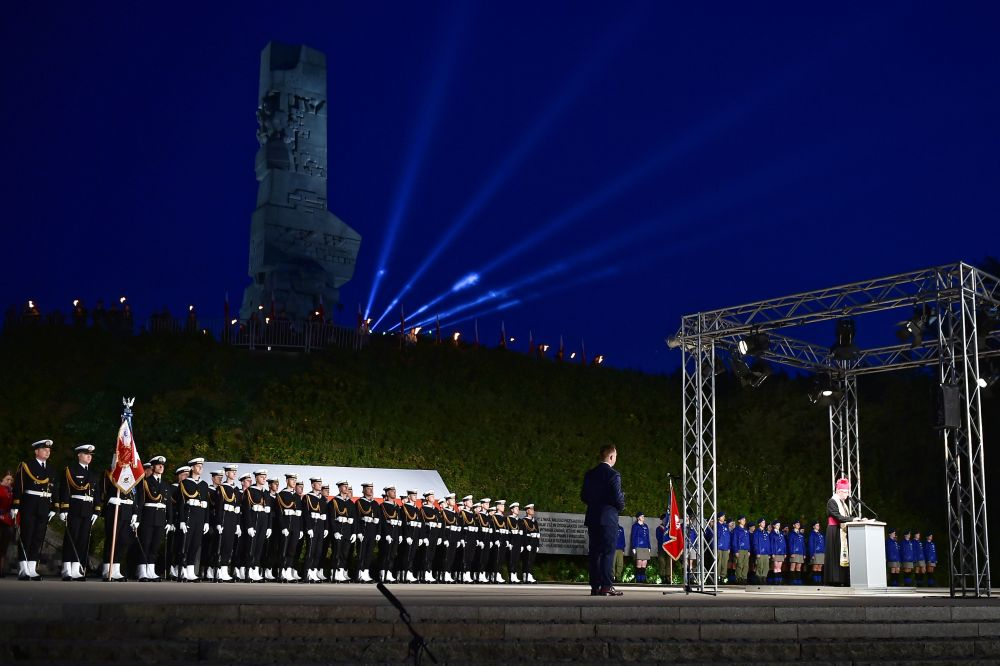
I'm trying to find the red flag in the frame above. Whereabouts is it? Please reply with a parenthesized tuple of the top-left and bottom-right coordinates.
(662, 484, 684, 561)
(111, 416, 144, 493)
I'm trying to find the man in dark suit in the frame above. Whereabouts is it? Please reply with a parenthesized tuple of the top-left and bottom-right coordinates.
(580, 444, 625, 596)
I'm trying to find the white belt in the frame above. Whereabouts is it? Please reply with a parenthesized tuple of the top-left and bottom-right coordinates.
(283, 509, 297, 516)
(108, 497, 133, 505)
(295, 510, 302, 517)
(310, 512, 324, 520)
(70, 494, 94, 502)
(431, 522, 442, 529)
(264, 506, 271, 513)
(467, 526, 479, 532)
(252, 504, 266, 512)
(363, 516, 379, 523)
(529, 533, 540, 539)
(223, 504, 237, 513)
(336, 516, 350, 523)
(407, 521, 421, 527)
(482, 527, 492, 533)
(145, 502, 166, 510)
(389, 519, 402, 526)
(26, 490, 52, 498)
(187, 499, 208, 508)
(499, 528, 509, 534)
(448, 525, 461, 532)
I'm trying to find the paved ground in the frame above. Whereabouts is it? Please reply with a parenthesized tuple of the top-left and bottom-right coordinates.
(0, 579, 991, 610)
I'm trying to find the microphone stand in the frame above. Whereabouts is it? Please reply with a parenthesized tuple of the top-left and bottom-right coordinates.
(377, 581, 437, 664)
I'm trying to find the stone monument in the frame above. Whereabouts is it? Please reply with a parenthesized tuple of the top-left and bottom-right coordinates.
(241, 41, 361, 321)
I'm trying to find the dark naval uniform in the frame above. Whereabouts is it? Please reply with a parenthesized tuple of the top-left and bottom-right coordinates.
(136, 472, 171, 580)
(490, 510, 509, 583)
(377, 497, 402, 582)
(57, 461, 101, 578)
(179, 475, 210, 577)
(474, 509, 493, 583)
(521, 512, 540, 582)
(301, 491, 327, 582)
(458, 504, 479, 582)
(399, 500, 423, 582)
(354, 494, 380, 582)
(417, 500, 441, 583)
(506, 512, 524, 582)
(213, 482, 242, 578)
(440, 504, 460, 582)
(241, 483, 270, 577)
(13, 457, 54, 577)
(328, 494, 356, 581)
(275, 487, 303, 580)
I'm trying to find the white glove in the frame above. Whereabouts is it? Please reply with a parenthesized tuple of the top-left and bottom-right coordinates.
(350, 533, 357, 543)
(357, 534, 364, 542)
(406, 537, 413, 545)
(506, 541, 512, 549)
(386, 535, 393, 543)
(165, 524, 175, 533)
(59, 512, 68, 522)
(10, 509, 17, 520)
(266, 528, 272, 538)
(247, 527, 256, 538)
(526, 545, 532, 552)
(375, 535, 381, 542)
(299, 531, 303, 539)
(323, 529, 328, 538)
(282, 528, 289, 537)
(203, 523, 210, 534)
(235, 525, 242, 538)
(436, 538, 442, 546)
(130, 515, 139, 528)
(334, 532, 342, 540)
(90, 514, 98, 525)
(216, 524, 224, 534)
(180, 522, 188, 533)
(308, 529, 314, 538)
(444, 540, 450, 548)
(48, 511, 56, 522)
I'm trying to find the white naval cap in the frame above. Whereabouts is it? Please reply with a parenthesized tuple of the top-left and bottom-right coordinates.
(175, 465, 191, 475)
(254, 469, 268, 476)
(187, 457, 205, 465)
(149, 455, 167, 464)
(32, 439, 54, 450)
(74, 444, 96, 453)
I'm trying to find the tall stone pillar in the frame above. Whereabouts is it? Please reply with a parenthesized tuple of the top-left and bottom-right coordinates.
(240, 41, 361, 321)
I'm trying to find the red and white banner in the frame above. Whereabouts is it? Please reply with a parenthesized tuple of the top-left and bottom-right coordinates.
(111, 418, 144, 493)
(662, 485, 684, 561)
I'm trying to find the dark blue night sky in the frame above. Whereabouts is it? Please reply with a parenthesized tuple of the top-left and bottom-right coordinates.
(3, 2, 998, 372)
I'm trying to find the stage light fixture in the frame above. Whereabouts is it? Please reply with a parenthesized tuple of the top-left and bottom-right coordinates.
(831, 318, 859, 360)
(737, 331, 770, 357)
(731, 355, 753, 386)
(978, 359, 1000, 389)
(749, 358, 772, 387)
(895, 304, 934, 348)
(809, 375, 842, 407)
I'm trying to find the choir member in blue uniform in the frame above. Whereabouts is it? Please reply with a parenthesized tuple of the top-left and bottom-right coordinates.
(787, 518, 806, 585)
(807, 520, 825, 584)
(885, 527, 900, 586)
(768, 520, 787, 584)
(685, 517, 698, 583)
(924, 532, 937, 586)
(732, 516, 750, 584)
(705, 511, 731, 584)
(751, 517, 770, 584)
(899, 529, 915, 586)
(630, 513, 651, 583)
(912, 530, 926, 587)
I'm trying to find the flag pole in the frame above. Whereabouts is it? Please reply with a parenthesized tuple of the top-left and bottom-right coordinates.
(106, 487, 121, 581)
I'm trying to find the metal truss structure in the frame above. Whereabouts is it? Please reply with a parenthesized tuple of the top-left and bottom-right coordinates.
(672, 262, 999, 597)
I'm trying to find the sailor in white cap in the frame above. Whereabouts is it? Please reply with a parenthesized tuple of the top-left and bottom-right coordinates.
(328, 480, 356, 582)
(12, 439, 55, 580)
(57, 444, 99, 581)
(100, 451, 139, 582)
(458, 494, 477, 583)
(135, 455, 170, 582)
(521, 503, 539, 583)
(212, 466, 242, 583)
(239, 470, 269, 583)
(489, 500, 509, 583)
(178, 457, 210, 581)
(398, 489, 422, 582)
(506, 502, 523, 583)
(276, 472, 303, 582)
(439, 493, 459, 583)
(416, 490, 442, 584)
(377, 486, 401, 582)
(301, 477, 327, 583)
(474, 498, 492, 583)
(354, 482, 378, 583)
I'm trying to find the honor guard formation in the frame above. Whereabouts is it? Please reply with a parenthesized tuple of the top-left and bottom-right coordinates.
(7, 440, 541, 584)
